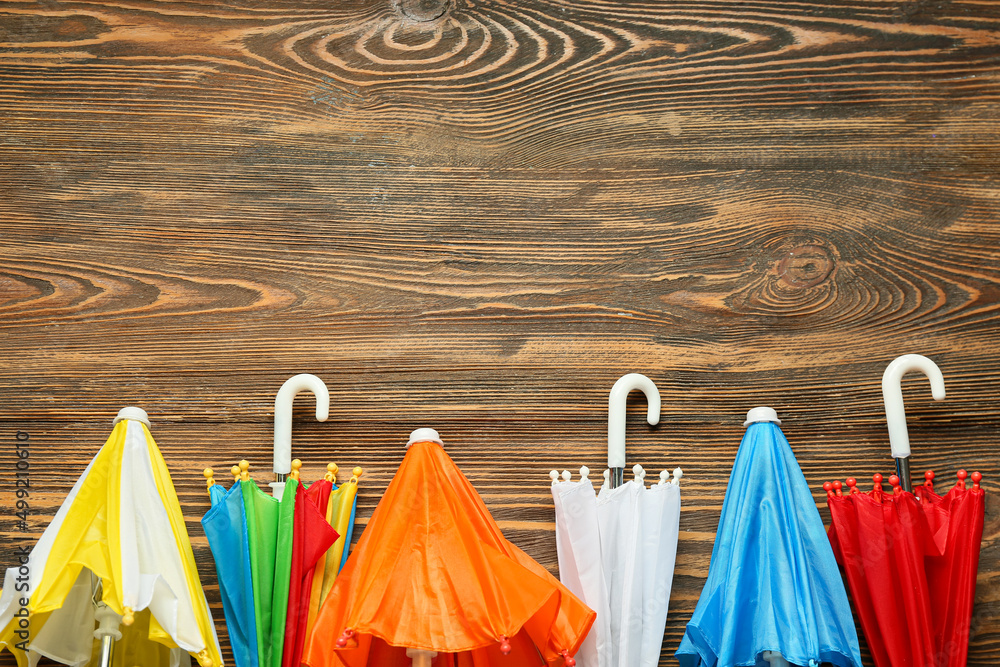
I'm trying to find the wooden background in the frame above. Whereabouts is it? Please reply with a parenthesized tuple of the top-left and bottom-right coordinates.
(1, 0, 998, 664)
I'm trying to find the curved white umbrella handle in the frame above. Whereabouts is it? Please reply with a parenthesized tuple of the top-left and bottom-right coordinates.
(608, 373, 660, 488)
(273, 374, 330, 478)
(881, 354, 945, 460)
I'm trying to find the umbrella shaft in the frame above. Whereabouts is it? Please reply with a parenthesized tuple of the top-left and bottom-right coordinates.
(895, 457, 912, 493)
(610, 467, 624, 489)
(406, 649, 437, 667)
(99, 635, 115, 667)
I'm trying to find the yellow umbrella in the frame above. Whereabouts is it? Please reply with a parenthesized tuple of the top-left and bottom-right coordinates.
(0, 408, 222, 667)
(303, 463, 363, 639)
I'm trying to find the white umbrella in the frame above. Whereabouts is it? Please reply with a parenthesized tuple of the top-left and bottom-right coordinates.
(551, 373, 682, 667)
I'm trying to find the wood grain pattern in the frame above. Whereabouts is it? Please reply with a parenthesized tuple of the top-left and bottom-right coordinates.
(1, 0, 999, 664)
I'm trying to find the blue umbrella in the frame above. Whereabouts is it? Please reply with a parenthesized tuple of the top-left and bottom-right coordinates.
(201, 468, 259, 667)
(676, 407, 862, 667)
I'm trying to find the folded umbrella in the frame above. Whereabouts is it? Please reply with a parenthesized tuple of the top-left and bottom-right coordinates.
(281, 462, 339, 667)
(824, 354, 986, 667)
(203, 465, 259, 667)
(216, 458, 337, 667)
(303, 463, 363, 644)
(550, 373, 683, 667)
(202, 374, 337, 667)
(0, 408, 222, 667)
(676, 407, 862, 667)
(267, 373, 334, 667)
(303, 428, 596, 667)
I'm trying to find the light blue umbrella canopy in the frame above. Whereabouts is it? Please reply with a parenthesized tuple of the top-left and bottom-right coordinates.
(201, 473, 259, 667)
(676, 409, 863, 667)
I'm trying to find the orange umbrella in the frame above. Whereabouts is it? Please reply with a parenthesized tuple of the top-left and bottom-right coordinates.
(303, 428, 595, 667)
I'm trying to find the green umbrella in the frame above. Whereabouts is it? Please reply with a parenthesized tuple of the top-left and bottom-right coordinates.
(239, 461, 291, 667)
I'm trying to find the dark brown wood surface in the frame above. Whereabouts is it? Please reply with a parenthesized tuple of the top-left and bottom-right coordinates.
(1, 0, 998, 664)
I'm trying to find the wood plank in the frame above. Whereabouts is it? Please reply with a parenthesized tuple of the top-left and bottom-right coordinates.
(1, 0, 999, 663)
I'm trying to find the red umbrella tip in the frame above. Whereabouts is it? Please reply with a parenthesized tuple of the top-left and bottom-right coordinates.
(925, 470, 935, 481)
(560, 649, 576, 666)
(499, 636, 512, 655)
(873, 473, 883, 483)
(845, 477, 857, 492)
(823, 482, 834, 496)
(832, 480, 843, 496)
(972, 471, 982, 489)
(888, 475, 902, 493)
(957, 469, 968, 479)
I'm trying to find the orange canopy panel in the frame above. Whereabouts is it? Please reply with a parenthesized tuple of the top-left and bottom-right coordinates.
(303, 438, 595, 667)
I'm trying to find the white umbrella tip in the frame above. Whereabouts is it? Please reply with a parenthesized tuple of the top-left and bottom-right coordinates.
(407, 427, 444, 448)
(114, 406, 150, 428)
(743, 406, 781, 427)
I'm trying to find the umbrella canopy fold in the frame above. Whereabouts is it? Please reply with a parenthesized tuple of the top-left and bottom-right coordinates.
(824, 354, 986, 667)
(303, 464, 363, 642)
(203, 459, 337, 667)
(550, 373, 683, 667)
(202, 374, 341, 667)
(303, 429, 595, 667)
(281, 463, 339, 667)
(0, 410, 222, 667)
(202, 467, 259, 667)
(676, 408, 862, 667)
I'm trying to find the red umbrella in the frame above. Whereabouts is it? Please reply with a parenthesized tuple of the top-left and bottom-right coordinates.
(824, 355, 986, 667)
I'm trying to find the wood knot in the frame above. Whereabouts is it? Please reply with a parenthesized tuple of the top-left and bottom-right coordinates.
(395, 0, 453, 22)
(776, 243, 834, 288)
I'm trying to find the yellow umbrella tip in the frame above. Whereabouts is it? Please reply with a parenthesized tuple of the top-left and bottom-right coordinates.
(122, 607, 134, 626)
(203, 468, 216, 490)
(239, 460, 250, 480)
(325, 462, 339, 482)
(231, 465, 241, 480)
(290, 459, 302, 480)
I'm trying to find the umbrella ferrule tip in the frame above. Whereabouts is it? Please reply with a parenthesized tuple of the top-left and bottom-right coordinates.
(114, 406, 150, 428)
(407, 428, 444, 448)
(743, 406, 781, 427)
